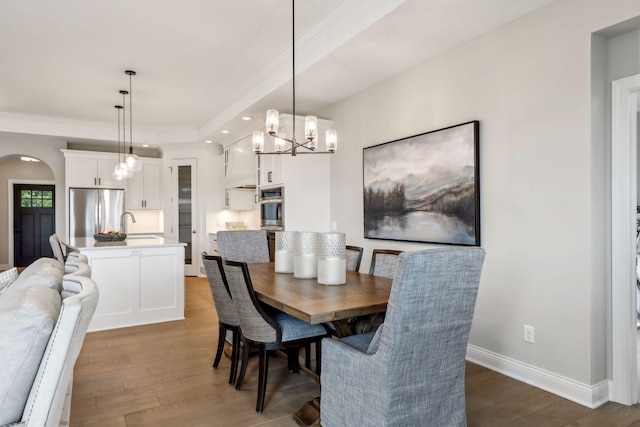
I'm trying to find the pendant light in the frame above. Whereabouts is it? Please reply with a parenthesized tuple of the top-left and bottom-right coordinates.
(113, 90, 133, 180)
(123, 70, 142, 172)
(252, 0, 337, 156)
(112, 104, 129, 181)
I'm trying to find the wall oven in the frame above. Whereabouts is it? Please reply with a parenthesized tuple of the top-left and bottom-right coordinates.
(260, 187, 284, 230)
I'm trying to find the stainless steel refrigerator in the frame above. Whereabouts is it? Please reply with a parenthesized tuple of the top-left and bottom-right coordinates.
(69, 188, 125, 237)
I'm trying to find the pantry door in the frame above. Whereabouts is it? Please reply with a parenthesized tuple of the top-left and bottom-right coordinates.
(170, 159, 198, 276)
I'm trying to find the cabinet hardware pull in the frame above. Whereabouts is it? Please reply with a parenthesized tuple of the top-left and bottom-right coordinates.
(268, 171, 273, 182)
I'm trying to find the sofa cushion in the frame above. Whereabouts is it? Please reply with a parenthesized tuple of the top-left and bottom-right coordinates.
(0, 267, 19, 294)
(12, 258, 64, 292)
(0, 285, 61, 425)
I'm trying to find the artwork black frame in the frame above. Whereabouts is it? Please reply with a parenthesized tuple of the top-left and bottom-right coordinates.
(363, 120, 480, 246)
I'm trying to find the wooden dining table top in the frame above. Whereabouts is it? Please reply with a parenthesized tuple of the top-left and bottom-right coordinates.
(247, 262, 393, 326)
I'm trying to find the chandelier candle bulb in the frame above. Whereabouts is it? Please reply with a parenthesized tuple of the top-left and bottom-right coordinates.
(326, 129, 338, 152)
(252, 131, 264, 153)
(266, 110, 279, 134)
(305, 116, 318, 141)
(274, 231, 295, 273)
(275, 134, 287, 152)
(317, 232, 346, 285)
(293, 231, 318, 279)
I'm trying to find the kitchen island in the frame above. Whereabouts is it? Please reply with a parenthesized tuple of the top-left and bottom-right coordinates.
(66, 236, 186, 332)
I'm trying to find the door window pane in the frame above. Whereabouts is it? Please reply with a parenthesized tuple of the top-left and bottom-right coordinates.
(20, 190, 53, 208)
(178, 166, 192, 265)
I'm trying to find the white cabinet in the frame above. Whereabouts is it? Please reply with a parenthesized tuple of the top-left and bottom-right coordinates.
(224, 135, 257, 189)
(65, 155, 124, 189)
(126, 160, 162, 209)
(80, 244, 185, 332)
(259, 144, 284, 188)
(224, 188, 254, 210)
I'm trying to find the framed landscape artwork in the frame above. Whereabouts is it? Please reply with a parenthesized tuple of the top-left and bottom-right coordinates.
(363, 120, 480, 246)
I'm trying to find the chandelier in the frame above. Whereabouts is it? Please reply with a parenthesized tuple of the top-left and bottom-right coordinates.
(252, 0, 337, 156)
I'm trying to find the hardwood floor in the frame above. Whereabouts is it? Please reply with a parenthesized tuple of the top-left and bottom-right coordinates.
(71, 277, 640, 426)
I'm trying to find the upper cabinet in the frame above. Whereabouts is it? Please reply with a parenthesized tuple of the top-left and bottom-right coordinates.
(224, 135, 257, 189)
(126, 159, 162, 209)
(259, 141, 284, 188)
(62, 150, 125, 189)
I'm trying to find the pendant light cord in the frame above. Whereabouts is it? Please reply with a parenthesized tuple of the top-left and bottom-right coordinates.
(292, 0, 296, 150)
(122, 91, 127, 156)
(129, 73, 133, 150)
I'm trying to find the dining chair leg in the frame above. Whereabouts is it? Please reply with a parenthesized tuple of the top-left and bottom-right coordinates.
(256, 347, 269, 413)
(287, 347, 300, 373)
(304, 343, 311, 369)
(236, 340, 251, 390)
(315, 339, 322, 376)
(228, 329, 240, 385)
(213, 325, 226, 368)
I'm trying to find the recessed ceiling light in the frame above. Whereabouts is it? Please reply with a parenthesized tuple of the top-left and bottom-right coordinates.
(142, 144, 150, 147)
(204, 140, 213, 144)
(221, 130, 230, 134)
(20, 156, 40, 162)
(241, 116, 252, 121)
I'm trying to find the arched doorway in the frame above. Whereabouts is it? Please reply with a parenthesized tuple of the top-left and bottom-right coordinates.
(0, 155, 55, 268)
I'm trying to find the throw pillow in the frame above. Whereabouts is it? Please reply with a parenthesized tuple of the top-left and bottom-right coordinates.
(0, 268, 18, 294)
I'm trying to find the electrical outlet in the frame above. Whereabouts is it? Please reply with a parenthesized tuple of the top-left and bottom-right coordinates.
(524, 325, 534, 343)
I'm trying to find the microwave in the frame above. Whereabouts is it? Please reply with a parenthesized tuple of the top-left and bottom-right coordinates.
(260, 187, 284, 230)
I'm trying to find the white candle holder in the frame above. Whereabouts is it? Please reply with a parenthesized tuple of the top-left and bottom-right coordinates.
(293, 231, 318, 279)
(274, 231, 295, 273)
(317, 232, 346, 285)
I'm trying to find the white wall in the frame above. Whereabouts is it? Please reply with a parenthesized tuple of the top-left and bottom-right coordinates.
(324, 0, 640, 390)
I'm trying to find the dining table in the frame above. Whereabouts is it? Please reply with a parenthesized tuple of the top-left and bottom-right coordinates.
(246, 262, 393, 426)
(247, 262, 393, 337)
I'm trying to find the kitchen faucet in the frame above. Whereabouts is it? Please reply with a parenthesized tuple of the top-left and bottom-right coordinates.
(120, 211, 136, 234)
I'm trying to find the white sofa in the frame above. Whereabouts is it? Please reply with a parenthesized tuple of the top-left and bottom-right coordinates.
(0, 257, 99, 427)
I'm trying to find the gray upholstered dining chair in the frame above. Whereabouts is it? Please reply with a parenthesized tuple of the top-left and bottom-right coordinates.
(216, 230, 270, 263)
(320, 247, 486, 427)
(201, 253, 242, 385)
(345, 245, 363, 272)
(222, 259, 330, 412)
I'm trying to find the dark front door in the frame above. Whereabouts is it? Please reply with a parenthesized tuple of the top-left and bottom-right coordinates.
(13, 184, 55, 267)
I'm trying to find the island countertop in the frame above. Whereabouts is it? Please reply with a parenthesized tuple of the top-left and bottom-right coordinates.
(66, 235, 186, 250)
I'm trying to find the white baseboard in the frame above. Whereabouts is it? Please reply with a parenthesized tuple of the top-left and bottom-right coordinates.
(466, 344, 609, 409)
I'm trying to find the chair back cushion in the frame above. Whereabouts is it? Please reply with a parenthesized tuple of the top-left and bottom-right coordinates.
(369, 250, 402, 279)
(345, 246, 363, 272)
(217, 230, 270, 263)
(222, 261, 278, 343)
(202, 254, 240, 326)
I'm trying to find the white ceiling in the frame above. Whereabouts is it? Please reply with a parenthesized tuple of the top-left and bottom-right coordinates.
(0, 0, 556, 147)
